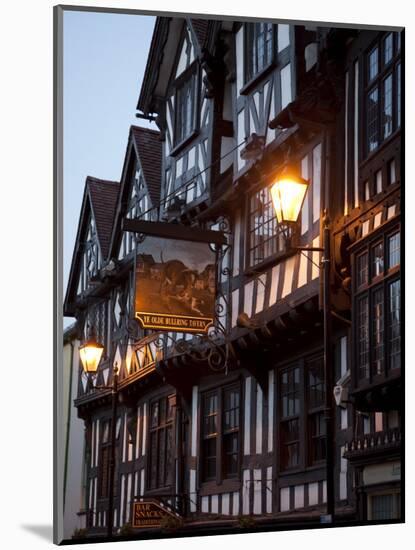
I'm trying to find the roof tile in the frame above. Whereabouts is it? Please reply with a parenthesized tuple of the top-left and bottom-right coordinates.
(87, 177, 119, 258)
(131, 126, 162, 205)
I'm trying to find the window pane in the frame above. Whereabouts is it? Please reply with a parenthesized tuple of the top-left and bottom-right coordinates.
(372, 287, 384, 375)
(249, 187, 286, 266)
(203, 438, 217, 480)
(382, 74, 393, 139)
(368, 47, 378, 81)
(176, 75, 195, 144)
(224, 432, 239, 477)
(151, 402, 159, 428)
(165, 426, 174, 486)
(281, 367, 300, 417)
(383, 34, 393, 65)
(367, 87, 379, 152)
(148, 397, 174, 489)
(281, 418, 299, 469)
(248, 23, 273, 80)
(357, 252, 368, 287)
(389, 280, 401, 369)
(307, 357, 324, 409)
(309, 411, 327, 463)
(150, 432, 158, 489)
(397, 63, 401, 128)
(102, 421, 109, 444)
(388, 233, 400, 268)
(388, 159, 397, 185)
(364, 180, 370, 201)
(158, 428, 166, 487)
(203, 393, 218, 436)
(372, 241, 384, 277)
(358, 296, 369, 379)
(224, 388, 240, 430)
(282, 420, 299, 468)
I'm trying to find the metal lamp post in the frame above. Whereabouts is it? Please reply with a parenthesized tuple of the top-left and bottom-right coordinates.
(270, 171, 335, 523)
(79, 329, 119, 538)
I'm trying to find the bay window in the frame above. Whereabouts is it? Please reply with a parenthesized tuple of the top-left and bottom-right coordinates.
(174, 64, 198, 147)
(365, 32, 401, 156)
(354, 226, 401, 381)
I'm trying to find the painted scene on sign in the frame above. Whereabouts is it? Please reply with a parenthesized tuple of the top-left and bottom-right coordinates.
(134, 236, 216, 324)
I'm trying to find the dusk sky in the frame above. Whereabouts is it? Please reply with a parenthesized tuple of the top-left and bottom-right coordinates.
(63, 9, 156, 325)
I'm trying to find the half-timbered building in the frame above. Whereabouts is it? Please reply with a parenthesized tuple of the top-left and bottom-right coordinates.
(64, 16, 403, 538)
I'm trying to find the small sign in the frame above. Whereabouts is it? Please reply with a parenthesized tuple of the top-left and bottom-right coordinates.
(132, 500, 178, 529)
(134, 236, 216, 334)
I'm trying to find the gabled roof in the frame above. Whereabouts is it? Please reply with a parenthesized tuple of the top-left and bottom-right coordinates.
(87, 177, 119, 258)
(107, 125, 162, 260)
(137, 17, 215, 116)
(64, 176, 119, 315)
(131, 126, 162, 205)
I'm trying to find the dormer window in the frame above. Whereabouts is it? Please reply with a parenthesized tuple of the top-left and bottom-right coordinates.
(244, 23, 291, 85)
(174, 64, 198, 148)
(246, 22, 273, 81)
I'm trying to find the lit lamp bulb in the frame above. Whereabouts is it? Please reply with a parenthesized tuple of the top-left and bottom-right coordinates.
(79, 328, 104, 374)
(270, 170, 309, 224)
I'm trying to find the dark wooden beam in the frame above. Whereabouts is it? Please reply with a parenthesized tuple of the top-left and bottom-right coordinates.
(122, 218, 227, 246)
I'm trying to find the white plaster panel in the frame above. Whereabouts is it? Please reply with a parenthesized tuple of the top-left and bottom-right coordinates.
(308, 482, 319, 506)
(201, 496, 209, 513)
(280, 64, 292, 109)
(255, 274, 267, 314)
(140, 469, 145, 496)
(236, 27, 244, 93)
(282, 256, 295, 298)
(243, 469, 251, 514)
(256, 384, 263, 454)
(191, 385, 198, 457)
(294, 485, 304, 509)
(280, 487, 290, 512)
(312, 237, 321, 279)
(232, 289, 240, 328)
(269, 264, 280, 306)
(298, 251, 308, 288)
(211, 495, 219, 514)
(244, 280, 254, 318)
(278, 24, 290, 51)
(253, 469, 262, 514)
(312, 144, 322, 223)
(222, 493, 230, 515)
(232, 491, 240, 516)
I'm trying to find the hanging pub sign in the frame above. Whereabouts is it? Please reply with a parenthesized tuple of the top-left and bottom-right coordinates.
(132, 499, 180, 529)
(123, 220, 225, 334)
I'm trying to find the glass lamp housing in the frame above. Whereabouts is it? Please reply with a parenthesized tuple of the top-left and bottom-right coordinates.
(79, 337, 104, 374)
(270, 172, 309, 224)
